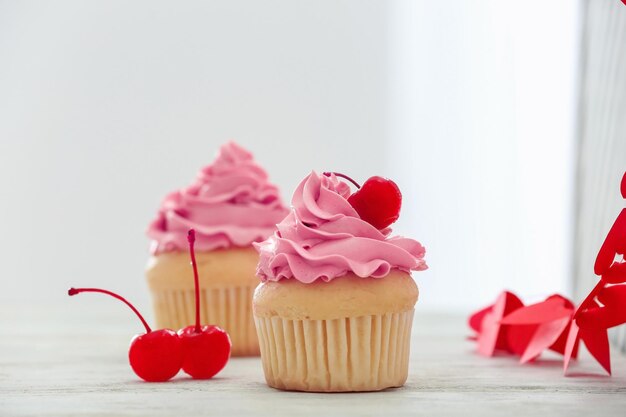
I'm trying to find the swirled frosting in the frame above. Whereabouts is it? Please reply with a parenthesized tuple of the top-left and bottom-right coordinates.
(147, 142, 288, 254)
(255, 171, 427, 283)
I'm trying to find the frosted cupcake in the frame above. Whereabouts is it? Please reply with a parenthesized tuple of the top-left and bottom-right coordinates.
(254, 171, 427, 391)
(146, 142, 288, 356)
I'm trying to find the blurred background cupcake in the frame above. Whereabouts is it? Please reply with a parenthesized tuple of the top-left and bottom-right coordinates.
(146, 141, 288, 356)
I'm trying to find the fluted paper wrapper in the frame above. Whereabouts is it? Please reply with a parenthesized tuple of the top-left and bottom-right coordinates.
(150, 285, 259, 356)
(254, 310, 414, 392)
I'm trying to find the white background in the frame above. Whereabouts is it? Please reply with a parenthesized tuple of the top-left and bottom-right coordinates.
(0, 0, 580, 314)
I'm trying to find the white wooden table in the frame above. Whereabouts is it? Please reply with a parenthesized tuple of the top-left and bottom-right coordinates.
(2, 303, 626, 416)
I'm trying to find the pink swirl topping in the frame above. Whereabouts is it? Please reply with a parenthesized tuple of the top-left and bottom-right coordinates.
(255, 171, 427, 283)
(147, 142, 288, 254)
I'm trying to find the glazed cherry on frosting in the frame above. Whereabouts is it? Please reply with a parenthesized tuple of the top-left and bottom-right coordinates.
(177, 229, 231, 379)
(67, 287, 183, 382)
(325, 172, 402, 230)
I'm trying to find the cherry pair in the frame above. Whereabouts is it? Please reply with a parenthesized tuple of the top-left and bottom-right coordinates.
(324, 172, 402, 230)
(69, 229, 230, 382)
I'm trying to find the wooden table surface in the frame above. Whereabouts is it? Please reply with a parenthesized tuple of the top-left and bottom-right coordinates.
(2, 303, 626, 416)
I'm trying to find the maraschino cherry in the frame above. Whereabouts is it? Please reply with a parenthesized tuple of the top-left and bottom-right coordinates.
(325, 172, 402, 230)
(68, 287, 183, 382)
(177, 229, 231, 379)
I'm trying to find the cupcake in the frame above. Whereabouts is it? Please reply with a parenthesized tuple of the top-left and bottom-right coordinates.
(146, 142, 288, 356)
(254, 171, 427, 391)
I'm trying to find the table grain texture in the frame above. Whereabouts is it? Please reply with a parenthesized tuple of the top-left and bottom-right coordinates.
(1, 303, 626, 416)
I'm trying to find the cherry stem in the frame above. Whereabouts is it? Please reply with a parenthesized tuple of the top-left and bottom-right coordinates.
(187, 229, 201, 333)
(323, 172, 361, 189)
(68, 287, 152, 333)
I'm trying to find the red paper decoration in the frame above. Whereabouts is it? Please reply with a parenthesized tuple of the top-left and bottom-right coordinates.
(469, 171, 626, 376)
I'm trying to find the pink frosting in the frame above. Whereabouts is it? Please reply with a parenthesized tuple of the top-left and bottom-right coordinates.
(255, 171, 427, 283)
(147, 142, 288, 254)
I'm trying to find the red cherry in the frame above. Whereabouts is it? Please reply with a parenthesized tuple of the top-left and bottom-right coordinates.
(178, 229, 231, 379)
(178, 325, 231, 379)
(344, 175, 402, 230)
(129, 329, 183, 382)
(68, 287, 183, 382)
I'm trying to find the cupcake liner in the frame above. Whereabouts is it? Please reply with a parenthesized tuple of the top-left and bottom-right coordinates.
(150, 285, 259, 356)
(254, 310, 414, 392)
